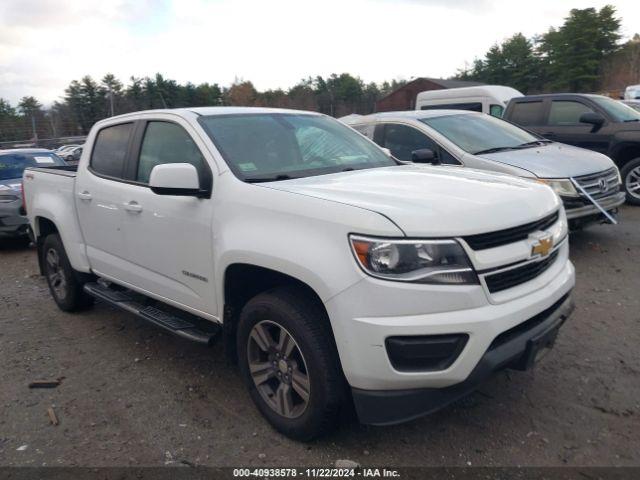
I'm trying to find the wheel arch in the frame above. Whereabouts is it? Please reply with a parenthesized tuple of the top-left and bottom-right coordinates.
(611, 142, 640, 167)
(221, 263, 334, 364)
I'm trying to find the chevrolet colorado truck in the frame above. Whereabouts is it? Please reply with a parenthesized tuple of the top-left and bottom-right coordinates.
(23, 107, 575, 440)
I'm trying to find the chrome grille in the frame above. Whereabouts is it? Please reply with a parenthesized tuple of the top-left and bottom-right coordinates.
(573, 167, 620, 200)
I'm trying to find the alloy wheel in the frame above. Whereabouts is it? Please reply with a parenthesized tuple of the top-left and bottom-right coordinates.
(247, 320, 311, 418)
(626, 166, 640, 200)
(45, 248, 67, 299)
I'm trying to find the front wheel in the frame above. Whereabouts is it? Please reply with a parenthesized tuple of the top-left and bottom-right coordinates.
(621, 158, 640, 205)
(42, 234, 94, 312)
(237, 286, 345, 440)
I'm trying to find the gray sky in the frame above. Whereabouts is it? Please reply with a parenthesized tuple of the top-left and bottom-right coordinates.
(0, 0, 638, 106)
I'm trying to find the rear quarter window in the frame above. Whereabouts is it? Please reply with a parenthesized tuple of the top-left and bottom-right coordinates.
(90, 123, 133, 178)
(508, 101, 544, 126)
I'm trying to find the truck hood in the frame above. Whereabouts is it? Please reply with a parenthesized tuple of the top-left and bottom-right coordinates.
(476, 142, 615, 178)
(262, 165, 560, 237)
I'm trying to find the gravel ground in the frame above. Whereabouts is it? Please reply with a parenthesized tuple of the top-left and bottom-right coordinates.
(0, 206, 638, 467)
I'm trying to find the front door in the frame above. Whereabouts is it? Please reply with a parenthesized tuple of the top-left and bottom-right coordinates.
(543, 100, 612, 154)
(118, 119, 217, 317)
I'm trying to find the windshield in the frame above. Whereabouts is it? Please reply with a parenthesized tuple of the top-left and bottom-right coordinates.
(420, 113, 542, 155)
(0, 152, 66, 180)
(590, 96, 640, 122)
(198, 113, 395, 182)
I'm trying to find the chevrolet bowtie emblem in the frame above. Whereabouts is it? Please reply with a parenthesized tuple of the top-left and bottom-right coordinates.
(531, 236, 553, 257)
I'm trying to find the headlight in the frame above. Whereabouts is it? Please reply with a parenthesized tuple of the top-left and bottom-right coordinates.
(615, 167, 622, 185)
(349, 235, 478, 284)
(538, 178, 579, 197)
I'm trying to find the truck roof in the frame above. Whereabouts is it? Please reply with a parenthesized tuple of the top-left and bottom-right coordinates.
(102, 106, 321, 123)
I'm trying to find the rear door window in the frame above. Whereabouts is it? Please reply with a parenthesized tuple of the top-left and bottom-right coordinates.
(548, 101, 596, 125)
(90, 123, 133, 178)
(509, 101, 544, 126)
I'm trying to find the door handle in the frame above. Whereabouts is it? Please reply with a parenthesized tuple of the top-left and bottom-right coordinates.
(123, 201, 143, 213)
(77, 191, 92, 201)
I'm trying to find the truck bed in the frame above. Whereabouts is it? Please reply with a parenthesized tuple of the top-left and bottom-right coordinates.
(25, 164, 78, 177)
(22, 163, 89, 272)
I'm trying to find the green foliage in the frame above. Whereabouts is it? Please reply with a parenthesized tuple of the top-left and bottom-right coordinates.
(458, 5, 624, 93)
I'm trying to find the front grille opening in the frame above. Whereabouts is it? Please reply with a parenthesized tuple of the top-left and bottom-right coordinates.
(463, 211, 559, 251)
(488, 293, 570, 351)
(573, 167, 620, 200)
(484, 249, 559, 293)
(385, 334, 468, 372)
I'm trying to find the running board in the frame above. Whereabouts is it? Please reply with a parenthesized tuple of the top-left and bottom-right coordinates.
(83, 282, 220, 345)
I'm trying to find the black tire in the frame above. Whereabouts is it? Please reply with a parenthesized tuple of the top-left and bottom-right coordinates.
(237, 286, 345, 441)
(42, 233, 94, 312)
(620, 157, 640, 206)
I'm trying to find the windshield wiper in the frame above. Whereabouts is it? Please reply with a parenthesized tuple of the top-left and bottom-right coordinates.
(473, 146, 519, 155)
(245, 174, 294, 183)
(623, 118, 640, 122)
(517, 140, 552, 148)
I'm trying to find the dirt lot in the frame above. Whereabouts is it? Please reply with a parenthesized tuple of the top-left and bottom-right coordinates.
(1, 207, 639, 468)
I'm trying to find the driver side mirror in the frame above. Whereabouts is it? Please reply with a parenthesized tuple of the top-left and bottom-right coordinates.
(149, 163, 208, 197)
(579, 112, 605, 131)
(411, 148, 439, 165)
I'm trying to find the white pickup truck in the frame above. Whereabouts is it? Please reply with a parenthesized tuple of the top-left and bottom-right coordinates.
(23, 107, 575, 440)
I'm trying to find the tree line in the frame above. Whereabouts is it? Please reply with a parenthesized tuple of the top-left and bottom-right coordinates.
(0, 74, 407, 143)
(2, 5, 638, 144)
(457, 5, 640, 94)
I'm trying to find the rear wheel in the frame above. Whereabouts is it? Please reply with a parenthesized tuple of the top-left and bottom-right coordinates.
(42, 234, 94, 312)
(621, 158, 640, 205)
(237, 286, 345, 440)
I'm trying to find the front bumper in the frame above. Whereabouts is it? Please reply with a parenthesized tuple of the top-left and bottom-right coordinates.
(325, 254, 574, 391)
(563, 191, 625, 220)
(352, 293, 574, 425)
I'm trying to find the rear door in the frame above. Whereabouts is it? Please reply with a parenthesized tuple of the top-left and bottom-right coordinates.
(118, 117, 217, 316)
(505, 99, 547, 136)
(75, 122, 134, 280)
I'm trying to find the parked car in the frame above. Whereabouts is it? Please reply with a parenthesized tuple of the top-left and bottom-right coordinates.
(58, 145, 83, 163)
(624, 84, 640, 100)
(0, 149, 66, 243)
(504, 94, 640, 205)
(341, 110, 624, 229)
(24, 107, 575, 440)
(415, 85, 523, 117)
(622, 100, 640, 112)
(54, 144, 80, 153)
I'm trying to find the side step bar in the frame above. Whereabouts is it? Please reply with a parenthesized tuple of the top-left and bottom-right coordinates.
(83, 282, 220, 346)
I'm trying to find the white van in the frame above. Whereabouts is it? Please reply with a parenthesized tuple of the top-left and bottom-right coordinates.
(415, 85, 523, 117)
(624, 84, 640, 100)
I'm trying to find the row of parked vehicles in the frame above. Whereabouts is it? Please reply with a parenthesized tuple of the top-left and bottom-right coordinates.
(2, 85, 637, 440)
